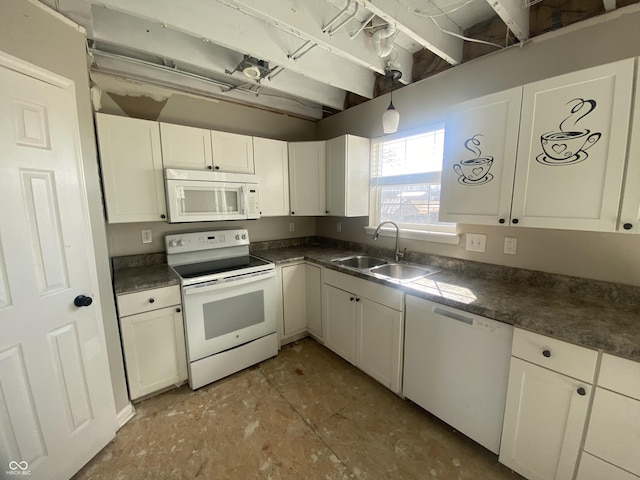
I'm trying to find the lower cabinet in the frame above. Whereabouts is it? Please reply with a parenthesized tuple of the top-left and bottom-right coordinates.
(500, 329, 598, 480)
(117, 285, 188, 401)
(278, 262, 322, 345)
(322, 269, 403, 393)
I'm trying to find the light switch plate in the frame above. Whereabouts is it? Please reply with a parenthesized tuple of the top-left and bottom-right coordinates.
(466, 233, 486, 253)
(504, 237, 517, 255)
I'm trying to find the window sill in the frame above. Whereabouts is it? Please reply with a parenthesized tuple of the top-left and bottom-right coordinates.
(364, 226, 460, 245)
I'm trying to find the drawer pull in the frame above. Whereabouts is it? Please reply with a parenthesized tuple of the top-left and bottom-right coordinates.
(148, 298, 155, 304)
(350, 297, 355, 301)
(176, 307, 181, 313)
(355, 298, 361, 302)
(542, 349, 551, 358)
(433, 307, 473, 326)
(577, 387, 586, 396)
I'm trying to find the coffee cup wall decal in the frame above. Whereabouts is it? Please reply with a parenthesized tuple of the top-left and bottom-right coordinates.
(537, 98, 601, 166)
(453, 134, 494, 185)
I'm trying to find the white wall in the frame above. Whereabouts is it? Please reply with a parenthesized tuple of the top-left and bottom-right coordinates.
(316, 6, 640, 287)
(0, 0, 130, 413)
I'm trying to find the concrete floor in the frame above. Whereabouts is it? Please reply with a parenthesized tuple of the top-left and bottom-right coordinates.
(74, 338, 523, 479)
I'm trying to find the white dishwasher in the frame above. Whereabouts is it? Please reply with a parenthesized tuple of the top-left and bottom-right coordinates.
(403, 295, 514, 454)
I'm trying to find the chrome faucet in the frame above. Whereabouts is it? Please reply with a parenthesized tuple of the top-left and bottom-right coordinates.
(373, 221, 406, 262)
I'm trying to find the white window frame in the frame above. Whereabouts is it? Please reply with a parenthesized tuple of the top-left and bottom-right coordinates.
(367, 125, 460, 245)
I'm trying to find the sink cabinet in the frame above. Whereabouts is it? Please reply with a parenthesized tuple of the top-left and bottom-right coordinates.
(322, 269, 403, 393)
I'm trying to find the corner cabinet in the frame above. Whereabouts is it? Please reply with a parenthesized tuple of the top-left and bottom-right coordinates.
(440, 88, 522, 225)
(500, 329, 598, 480)
(326, 134, 370, 217)
(254, 137, 290, 216)
(288, 141, 327, 216)
(95, 113, 167, 223)
(117, 285, 188, 401)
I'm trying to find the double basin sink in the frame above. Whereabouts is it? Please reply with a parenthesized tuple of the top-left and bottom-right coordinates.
(331, 255, 437, 282)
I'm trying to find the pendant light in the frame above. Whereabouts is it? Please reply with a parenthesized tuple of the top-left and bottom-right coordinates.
(382, 67, 402, 134)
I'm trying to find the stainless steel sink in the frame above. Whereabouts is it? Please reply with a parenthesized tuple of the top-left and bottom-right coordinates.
(369, 263, 435, 281)
(332, 255, 388, 269)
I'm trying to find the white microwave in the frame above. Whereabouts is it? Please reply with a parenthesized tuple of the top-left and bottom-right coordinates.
(165, 169, 260, 223)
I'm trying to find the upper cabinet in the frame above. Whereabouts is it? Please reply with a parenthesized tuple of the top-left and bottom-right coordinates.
(160, 123, 213, 171)
(95, 113, 167, 223)
(326, 135, 370, 217)
(254, 137, 289, 217)
(440, 58, 636, 232)
(440, 88, 522, 225)
(288, 141, 327, 216)
(512, 58, 634, 231)
(211, 130, 255, 174)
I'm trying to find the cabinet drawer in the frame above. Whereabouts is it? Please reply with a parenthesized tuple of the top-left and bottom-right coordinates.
(117, 285, 181, 317)
(584, 388, 640, 476)
(323, 269, 403, 311)
(577, 452, 639, 480)
(598, 354, 640, 400)
(512, 328, 598, 382)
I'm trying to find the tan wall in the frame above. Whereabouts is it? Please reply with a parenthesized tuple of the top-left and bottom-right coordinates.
(316, 7, 640, 287)
(0, 0, 130, 413)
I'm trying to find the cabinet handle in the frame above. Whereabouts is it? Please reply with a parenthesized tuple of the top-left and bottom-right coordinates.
(512, 218, 519, 224)
(176, 307, 181, 313)
(207, 165, 213, 170)
(499, 218, 505, 224)
(326, 210, 329, 214)
(291, 211, 295, 215)
(160, 214, 166, 219)
(148, 298, 155, 304)
(350, 297, 355, 301)
(623, 223, 633, 230)
(214, 165, 220, 170)
(542, 349, 551, 358)
(577, 387, 586, 396)
(355, 298, 360, 302)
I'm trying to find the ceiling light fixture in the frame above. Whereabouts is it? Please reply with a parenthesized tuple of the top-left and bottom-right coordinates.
(382, 67, 402, 134)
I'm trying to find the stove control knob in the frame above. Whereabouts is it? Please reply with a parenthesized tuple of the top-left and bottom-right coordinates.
(178, 240, 186, 246)
(169, 240, 178, 248)
(241, 234, 247, 240)
(235, 234, 240, 240)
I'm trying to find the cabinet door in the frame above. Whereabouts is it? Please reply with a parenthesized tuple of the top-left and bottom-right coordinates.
(512, 59, 634, 231)
(254, 137, 289, 216)
(160, 123, 213, 170)
(618, 58, 640, 233)
(305, 264, 322, 339)
(322, 284, 356, 364)
(211, 130, 255, 173)
(288, 141, 326, 216)
(355, 297, 402, 393)
(326, 135, 370, 217)
(282, 264, 307, 336)
(577, 452, 640, 480)
(500, 357, 592, 480)
(120, 305, 187, 400)
(95, 113, 167, 223)
(440, 88, 522, 225)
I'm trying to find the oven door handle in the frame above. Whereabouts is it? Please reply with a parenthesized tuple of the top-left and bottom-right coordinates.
(183, 269, 275, 295)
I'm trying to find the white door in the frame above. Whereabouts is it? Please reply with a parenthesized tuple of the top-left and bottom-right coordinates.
(288, 141, 327, 216)
(0, 54, 116, 479)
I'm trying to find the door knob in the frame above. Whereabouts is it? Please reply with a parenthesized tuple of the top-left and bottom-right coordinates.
(74, 295, 93, 307)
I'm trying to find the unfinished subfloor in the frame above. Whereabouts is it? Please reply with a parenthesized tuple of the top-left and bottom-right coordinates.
(74, 338, 523, 479)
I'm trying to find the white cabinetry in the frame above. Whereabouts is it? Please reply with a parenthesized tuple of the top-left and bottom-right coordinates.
(440, 88, 522, 225)
(277, 262, 323, 345)
(95, 113, 167, 223)
(288, 141, 327, 216)
(254, 137, 289, 216)
(578, 354, 640, 479)
(500, 329, 598, 480)
(160, 122, 213, 171)
(322, 269, 403, 393)
(512, 58, 634, 231)
(326, 134, 370, 217)
(117, 285, 187, 401)
(211, 130, 255, 173)
(618, 62, 640, 233)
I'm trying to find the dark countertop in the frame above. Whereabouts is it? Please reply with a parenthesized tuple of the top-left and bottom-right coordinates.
(252, 245, 640, 363)
(112, 263, 179, 295)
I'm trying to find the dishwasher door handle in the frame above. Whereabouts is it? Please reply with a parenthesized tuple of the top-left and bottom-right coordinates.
(433, 307, 474, 325)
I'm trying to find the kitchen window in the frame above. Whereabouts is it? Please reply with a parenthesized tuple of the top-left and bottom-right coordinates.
(367, 124, 458, 244)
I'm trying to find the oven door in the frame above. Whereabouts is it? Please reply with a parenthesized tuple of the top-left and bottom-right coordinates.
(166, 179, 247, 222)
(182, 270, 276, 362)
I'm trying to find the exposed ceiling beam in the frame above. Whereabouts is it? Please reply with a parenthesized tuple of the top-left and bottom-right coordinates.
(345, 0, 464, 65)
(92, 0, 377, 99)
(219, 0, 414, 84)
(486, 0, 529, 41)
(90, 7, 346, 111)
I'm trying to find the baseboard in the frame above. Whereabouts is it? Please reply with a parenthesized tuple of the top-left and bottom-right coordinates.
(280, 331, 309, 347)
(116, 402, 136, 430)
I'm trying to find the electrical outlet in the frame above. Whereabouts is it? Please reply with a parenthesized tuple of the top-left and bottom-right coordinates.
(336, 222, 342, 233)
(141, 229, 153, 244)
(465, 233, 486, 253)
(504, 237, 517, 255)
(289, 222, 295, 232)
